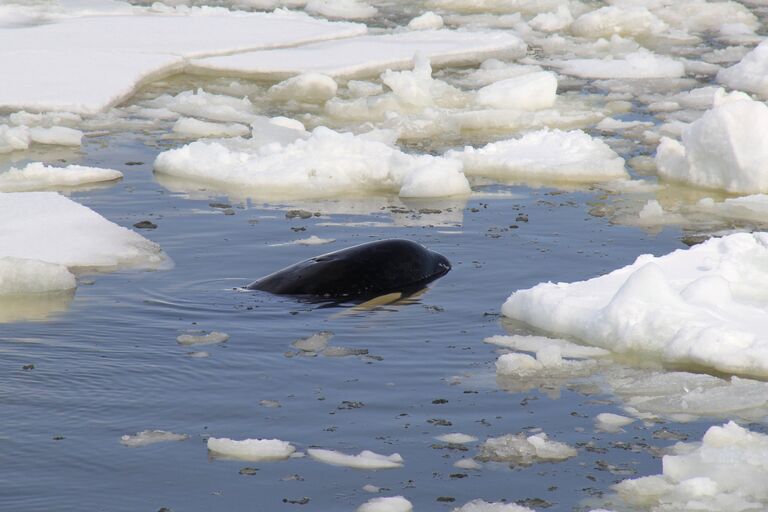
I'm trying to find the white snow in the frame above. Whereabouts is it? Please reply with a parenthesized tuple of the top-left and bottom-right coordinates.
(502, 232, 768, 378)
(154, 126, 470, 199)
(0, 9, 365, 114)
(120, 430, 189, 447)
(478, 432, 577, 465)
(551, 50, 685, 79)
(474, 71, 558, 110)
(614, 421, 768, 511)
(0, 192, 166, 270)
(594, 413, 635, 433)
(656, 91, 768, 194)
(435, 433, 479, 444)
(357, 496, 413, 512)
(448, 129, 627, 182)
(0, 257, 76, 295)
(307, 449, 404, 469)
(0, 163, 122, 192)
(191, 30, 526, 79)
(207, 437, 296, 461)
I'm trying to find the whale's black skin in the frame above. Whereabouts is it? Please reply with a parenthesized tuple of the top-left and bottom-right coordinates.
(247, 239, 451, 299)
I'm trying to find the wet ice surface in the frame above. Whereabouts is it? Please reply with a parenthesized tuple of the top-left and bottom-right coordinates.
(6, 1, 768, 511)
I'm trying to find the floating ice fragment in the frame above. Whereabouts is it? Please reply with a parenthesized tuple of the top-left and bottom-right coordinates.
(0, 257, 75, 295)
(718, 39, 768, 97)
(357, 496, 412, 512)
(120, 430, 189, 447)
(436, 433, 478, 444)
(408, 12, 444, 30)
(307, 448, 404, 469)
(171, 118, 250, 138)
(0, 163, 122, 192)
(594, 413, 635, 433)
(485, 335, 610, 359)
(207, 437, 296, 461)
(268, 73, 338, 103)
(176, 331, 229, 346)
(306, 0, 378, 20)
(478, 432, 577, 465)
(292, 331, 333, 353)
(452, 499, 535, 512)
(453, 458, 482, 470)
(474, 71, 558, 110)
(551, 50, 685, 79)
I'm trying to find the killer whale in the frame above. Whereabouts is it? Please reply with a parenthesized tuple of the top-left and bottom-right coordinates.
(247, 239, 451, 299)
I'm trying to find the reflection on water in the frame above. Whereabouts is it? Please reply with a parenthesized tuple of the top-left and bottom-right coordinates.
(0, 290, 75, 323)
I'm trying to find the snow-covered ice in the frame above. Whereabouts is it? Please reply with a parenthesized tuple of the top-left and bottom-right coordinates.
(478, 432, 577, 465)
(207, 437, 296, 461)
(0, 192, 167, 270)
(0, 257, 76, 295)
(191, 30, 526, 79)
(120, 430, 190, 447)
(448, 129, 626, 183)
(357, 496, 413, 512)
(0, 163, 122, 192)
(502, 232, 768, 378)
(614, 421, 768, 511)
(307, 449, 404, 469)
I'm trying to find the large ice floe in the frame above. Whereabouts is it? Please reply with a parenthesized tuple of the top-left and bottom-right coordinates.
(502, 232, 768, 378)
(613, 421, 768, 512)
(154, 122, 470, 199)
(190, 29, 526, 79)
(656, 90, 768, 194)
(0, 8, 365, 114)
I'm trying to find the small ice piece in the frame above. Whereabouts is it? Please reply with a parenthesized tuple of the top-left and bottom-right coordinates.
(307, 448, 404, 469)
(453, 458, 482, 470)
(145, 89, 258, 124)
(529, 5, 573, 32)
(452, 499, 535, 512)
(357, 496, 412, 512)
(570, 6, 666, 39)
(120, 430, 189, 447)
(297, 236, 334, 245)
(292, 331, 333, 352)
(171, 118, 250, 138)
(187, 351, 210, 358)
(717, 39, 768, 97)
(0, 257, 76, 295)
(614, 422, 768, 510)
(28, 126, 83, 146)
(478, 432, 577, 465)
(594, 413, 635, 433)
(259, 400, 281, 408)
(0, 125, 30, 153)
(322, 346, 369, 357)
(656, 91, 768, 194)
(447, 129, 626, 182)
(0, 163, 122, 192)
(363, 484, 382, 493)
(698, 194, 768, 223)
(408, 12, 444, 30)
(306, 0, 378, 20)
(207, 437, 296, 461)
(435, 433, 478, 444)
(0, 192, 166, 270)
(551, 50, 685, 79)
(268, 73, 338, 103)
(474, 71, 557, 110)
(176, 331, 229, 346)
(495, 353, 544, 376)
(485, 335, 610, 359)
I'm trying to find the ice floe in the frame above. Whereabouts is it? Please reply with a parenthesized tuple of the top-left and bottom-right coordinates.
(0, 192, 167, 270)
(477, 432, 577, 465)
(120, 430, 190, 447)
(550, 50, 685, 79)
(656, 91, 768, 194)
(452, 500, 535, 512)
(448, 129, 627, 183)
(0, 163, 122, 192)
(0, 9, 365, 113)
(502, 232, 768, 378)
(0, 257, 76, 295)
(718, 39, 768, 97)
(176, 331, 229, 346)
(191, 30, 526, 79)
(594, 413, 635, 433)
(307, 449, 404, 469)
(357, 496, 413, 512)
(0, 124, 83, 153)
(435, 433, 478, 444)
(207, 437, 296, 461)
(474, 71, 558, 110)
(154, 125, 470, 199)
(614, 421, 768, 511)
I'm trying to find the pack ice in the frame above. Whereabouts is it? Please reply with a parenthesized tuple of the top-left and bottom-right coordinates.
(502, 232, 768, 378)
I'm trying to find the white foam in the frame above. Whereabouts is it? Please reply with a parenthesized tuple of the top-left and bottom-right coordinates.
(154, 126, 470, 199)
(307, 448, 404, 469)
(356, 496, 413, 512)
(0, 192, 166, 270)
(120, 430, 189, 447)
(207, 437, 296, 461)
(192, 30, 526, 79)
(614, 422, 768, 511)
(0, 163, 122, 192)
(447, 129, 626, 182)
(502, 232, 768, 378)
(0, 10, 365, 114)
(657, 92, 768, 194)
(478, 432, 577, 464)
